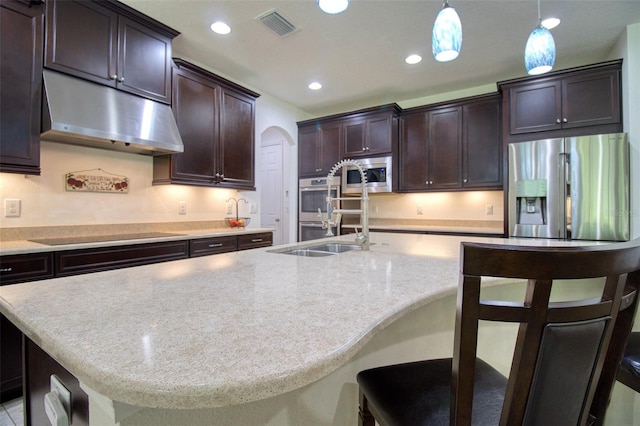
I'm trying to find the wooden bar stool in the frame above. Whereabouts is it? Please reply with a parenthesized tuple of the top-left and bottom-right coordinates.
(618, 331, 640, 392)
(357, 239, 640, 426)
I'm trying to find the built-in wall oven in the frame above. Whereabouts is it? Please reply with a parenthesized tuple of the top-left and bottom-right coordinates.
(299, 177, 340, 242)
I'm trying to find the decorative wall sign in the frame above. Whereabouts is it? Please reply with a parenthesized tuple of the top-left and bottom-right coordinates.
(65, 168, 129, 193)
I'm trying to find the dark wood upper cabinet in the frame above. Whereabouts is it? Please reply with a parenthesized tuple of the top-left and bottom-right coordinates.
(0, 0, 44, 175)
(398, 110, 429, 191)
(343, 106, 400, 158)
(297, 104, 399, 178)
(218, 87, 256, 189)
(428, 106, 462, 190)
(462, 96, 502, 189)
(499, 60, 622, 142)
(44, 0, 178, 103)
(399, 94, 502, 192)
(297, 121, 342, 178)
(153, 59, 259, 189)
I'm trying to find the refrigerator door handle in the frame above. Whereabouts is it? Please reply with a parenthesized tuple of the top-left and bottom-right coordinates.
(559, 152, 570, 239)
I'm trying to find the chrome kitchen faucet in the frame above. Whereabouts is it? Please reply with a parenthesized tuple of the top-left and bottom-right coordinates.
(319, 159, 369, 250)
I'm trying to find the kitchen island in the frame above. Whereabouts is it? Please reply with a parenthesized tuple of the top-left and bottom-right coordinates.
(0, 233, 637, 425)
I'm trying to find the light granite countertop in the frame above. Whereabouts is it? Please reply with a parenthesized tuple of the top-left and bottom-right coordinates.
(0, 233, 606, 410)
(0, 227, 273, 255)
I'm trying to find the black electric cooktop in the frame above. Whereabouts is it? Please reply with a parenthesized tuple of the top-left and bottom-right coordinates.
(29, 232, 184, 246)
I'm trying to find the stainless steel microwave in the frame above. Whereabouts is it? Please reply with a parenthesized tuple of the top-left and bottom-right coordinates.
(342, 156, 393, 194)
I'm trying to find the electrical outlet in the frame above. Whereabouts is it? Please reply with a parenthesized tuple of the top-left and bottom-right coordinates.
(4, 199, 21, 217)
(226, 203, 233, 215)
(417, 204, 424, 215)
(486, 204, 494, 215)
(250, 203, 257, 214)
(178, 201, 187, 215)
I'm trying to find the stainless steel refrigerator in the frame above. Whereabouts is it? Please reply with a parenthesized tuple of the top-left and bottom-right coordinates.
(508, 133, 629, 241)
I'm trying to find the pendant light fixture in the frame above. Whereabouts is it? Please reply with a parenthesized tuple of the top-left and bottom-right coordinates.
(318, 0, 349, 14)
(432, 0, 462, 62)
(524, 0, 556, 75)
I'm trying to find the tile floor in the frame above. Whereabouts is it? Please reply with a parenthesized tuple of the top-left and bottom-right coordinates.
(0, 398, 23, 426)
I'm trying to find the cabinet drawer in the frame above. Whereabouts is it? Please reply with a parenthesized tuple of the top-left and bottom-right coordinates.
(55, 241, 189, 277)
(190, 236, 237, 257)
(0, 252, 53, 285)
(237, 232, 273, 250)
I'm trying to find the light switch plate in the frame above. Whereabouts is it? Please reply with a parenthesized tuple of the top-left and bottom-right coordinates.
(178, 201, 187, 215)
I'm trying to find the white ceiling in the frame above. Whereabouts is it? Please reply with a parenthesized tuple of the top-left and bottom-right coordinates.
(120, 0, 640, 117)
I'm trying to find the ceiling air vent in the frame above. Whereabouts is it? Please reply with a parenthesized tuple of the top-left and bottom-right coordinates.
(257, 9, 299, 37)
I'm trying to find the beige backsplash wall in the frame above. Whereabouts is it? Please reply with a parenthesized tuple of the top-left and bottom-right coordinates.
(363, 191, 504, 221)
(0, 140, 241, 228)
(0, 141, 504, 230)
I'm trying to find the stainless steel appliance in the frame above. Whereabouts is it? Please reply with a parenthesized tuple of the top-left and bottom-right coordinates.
(299, 177, 340, 241)
(508, 133, 629, 241)
(342, 155, 393, 194)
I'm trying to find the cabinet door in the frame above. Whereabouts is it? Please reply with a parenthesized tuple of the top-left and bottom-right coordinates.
(509, 80, 562, 134)
(398, 112, 429, 191)
(463, 98, 502, 189)
(118, 16, 172, 103)
(318, 122, 342, 175)
(298, 126, 320, 177)
(190, 236, 238, 257)
(45, 0, 118, 87)
(429, 107, 462, 190)
(166, 68, 219, 184)
(218, 86, 256, 189)
(237, 232, 273, 250)
(0, 0, 43, 175)
(343, 118, 366, 157)
(561, 70, 621, 129)
(366, 114, 394, 155)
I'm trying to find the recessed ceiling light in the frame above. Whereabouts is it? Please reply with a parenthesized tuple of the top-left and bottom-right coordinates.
(308, 82, 322, 90)
(405, 54, 423, 65)
(541, 17, 560, 29)
(210, 21, 231, 35)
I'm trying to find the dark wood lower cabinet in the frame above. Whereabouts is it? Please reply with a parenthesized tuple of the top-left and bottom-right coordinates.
(0, 315, 22, 402)
(237, 232, 273, 250)
(54, 240, 189, 277)
(24, 337, 89, 426)
(190, 235, 237, 257)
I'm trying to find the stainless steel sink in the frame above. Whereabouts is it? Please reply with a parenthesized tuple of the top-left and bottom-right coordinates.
(269, 242, 362, 257)
(282, 249, 335, 257)
(306, 243, 361, 253)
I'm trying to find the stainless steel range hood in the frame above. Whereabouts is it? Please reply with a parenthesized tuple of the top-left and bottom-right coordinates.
(41, 70, 184, 155)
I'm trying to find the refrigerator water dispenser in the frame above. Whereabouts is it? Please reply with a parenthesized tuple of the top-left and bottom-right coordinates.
(515, 179, 547, 225)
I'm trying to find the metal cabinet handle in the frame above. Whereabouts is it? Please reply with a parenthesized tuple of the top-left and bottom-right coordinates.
(556, 118, 561, 124)
(208, 243, 223, 248)
(251, 238, 263, 242)
(0, 267, 12, 272)
(118, 76, 125, 83)
(463, 179, 467, 183)
(563, 118, 568, 123)
(110, 74, 118, 80)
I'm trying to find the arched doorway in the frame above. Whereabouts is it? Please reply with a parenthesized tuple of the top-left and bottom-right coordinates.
(259, 126, 294, 245)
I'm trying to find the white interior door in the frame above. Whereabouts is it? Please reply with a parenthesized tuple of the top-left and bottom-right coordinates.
(260, 142, 283, 245)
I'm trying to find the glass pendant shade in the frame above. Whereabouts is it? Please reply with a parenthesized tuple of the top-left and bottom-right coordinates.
(525, 25, 556, 75)
(318, 0, 349, 14)
(432, 3, 462, 62)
